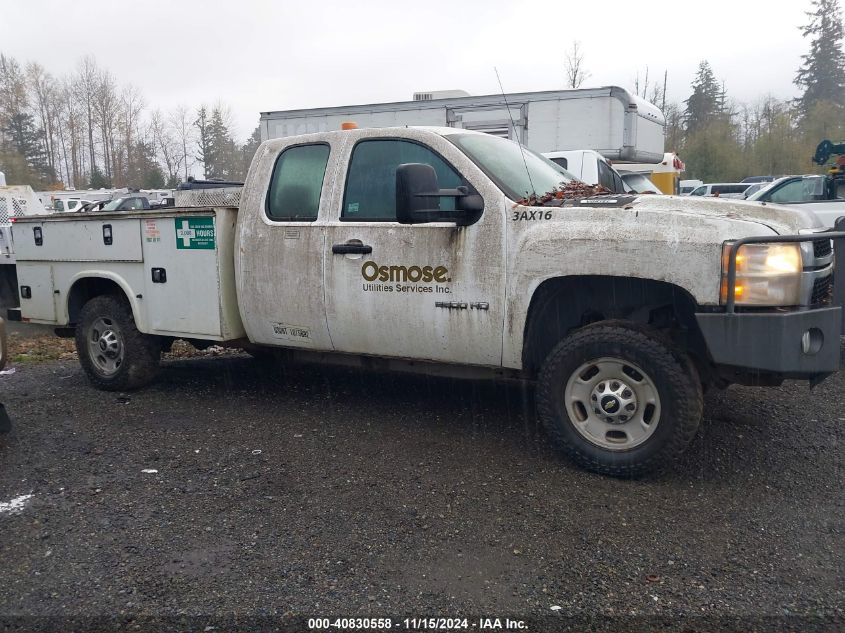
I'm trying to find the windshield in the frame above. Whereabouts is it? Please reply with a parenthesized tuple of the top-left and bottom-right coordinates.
(621, 173, 661, 194)
(747, 176, 824, 203)
(102, 198, 124, 211)
(445, 133, 576, 201)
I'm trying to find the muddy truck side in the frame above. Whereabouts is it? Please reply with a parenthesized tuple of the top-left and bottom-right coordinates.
(8, 127, 844, 476)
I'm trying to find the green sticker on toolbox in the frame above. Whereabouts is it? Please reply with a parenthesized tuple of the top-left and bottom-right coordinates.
(175, 217, 215, 249)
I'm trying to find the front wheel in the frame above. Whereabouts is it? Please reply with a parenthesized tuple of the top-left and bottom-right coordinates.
(537, 322, 702, 477)
(75, 295, 161, 391)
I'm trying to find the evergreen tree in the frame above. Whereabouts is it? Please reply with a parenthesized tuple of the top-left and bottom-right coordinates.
(89, 166, 110, 189)
(195, 104, 240, 179)
(795, 0, 845, 116)
(684, 61, 722, 133)
(4, 113, 47, 171)
(194, 105, 216, 179)
(239, 126, 262, 179)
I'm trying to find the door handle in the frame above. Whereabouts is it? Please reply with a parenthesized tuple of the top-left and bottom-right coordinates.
(332, 241, 372, 255)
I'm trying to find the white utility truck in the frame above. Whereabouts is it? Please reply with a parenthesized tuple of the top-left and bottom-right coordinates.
(8, 126, 843, 477)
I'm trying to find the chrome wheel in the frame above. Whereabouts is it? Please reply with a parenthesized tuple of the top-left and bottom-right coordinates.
(87, 316, 124, 376)
(564, 356, 661, 451)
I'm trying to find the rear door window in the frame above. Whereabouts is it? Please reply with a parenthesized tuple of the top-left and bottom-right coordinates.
(266, 143, 331, 221)
(711, 185, 748, 196)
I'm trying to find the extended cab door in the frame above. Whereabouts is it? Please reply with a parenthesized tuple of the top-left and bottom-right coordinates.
(236, 140, 336, 350)
(323, 131, 506, 366)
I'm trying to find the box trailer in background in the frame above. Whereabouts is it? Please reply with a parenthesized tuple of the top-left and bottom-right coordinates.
(260, 86, 666, 163)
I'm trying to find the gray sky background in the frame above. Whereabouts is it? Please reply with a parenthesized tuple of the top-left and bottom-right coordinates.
(0, 0, 812, 141)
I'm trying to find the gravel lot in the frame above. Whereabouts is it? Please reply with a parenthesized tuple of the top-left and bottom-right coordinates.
(0, 327, 842, 630)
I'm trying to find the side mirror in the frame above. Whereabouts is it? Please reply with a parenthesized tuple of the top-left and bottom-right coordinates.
(396, 163, 439, 223)
(396, 163, 483, 225)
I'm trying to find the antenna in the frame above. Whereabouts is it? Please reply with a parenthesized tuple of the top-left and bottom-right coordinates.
(494, 67, 536, 199)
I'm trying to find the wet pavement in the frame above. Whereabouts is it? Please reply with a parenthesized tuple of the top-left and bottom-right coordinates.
(0, 339, 842, 628)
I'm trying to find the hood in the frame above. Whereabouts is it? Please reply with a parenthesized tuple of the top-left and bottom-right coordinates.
(628, 194, 824, 235)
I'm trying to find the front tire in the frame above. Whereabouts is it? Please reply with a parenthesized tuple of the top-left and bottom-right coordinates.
(537, 322, 702, 477)
(75, 295, 161, 391)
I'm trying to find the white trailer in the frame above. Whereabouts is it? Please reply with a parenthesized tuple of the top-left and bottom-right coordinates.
(260, 86, 666, 163)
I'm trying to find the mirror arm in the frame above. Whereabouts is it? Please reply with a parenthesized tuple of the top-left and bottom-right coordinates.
(413, 187, 470, 198)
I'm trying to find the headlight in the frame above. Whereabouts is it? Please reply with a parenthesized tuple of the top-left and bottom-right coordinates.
(720, 242, 802, 306)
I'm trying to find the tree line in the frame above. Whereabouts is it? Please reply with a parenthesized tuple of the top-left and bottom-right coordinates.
(0, 55, 260, 190)
(3, 0, 844, 191)
(632, 0, 845, 182)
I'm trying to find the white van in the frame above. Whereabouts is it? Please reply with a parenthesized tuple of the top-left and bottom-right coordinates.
(543, 149, 626, 193)
(688, 183, 751, 199)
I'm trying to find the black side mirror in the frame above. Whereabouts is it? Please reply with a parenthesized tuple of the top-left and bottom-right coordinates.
(396, 163, 483, 225)
(396, 163, 440, 223)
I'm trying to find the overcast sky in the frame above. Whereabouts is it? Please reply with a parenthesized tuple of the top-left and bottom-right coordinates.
(0, 0, 813, 141)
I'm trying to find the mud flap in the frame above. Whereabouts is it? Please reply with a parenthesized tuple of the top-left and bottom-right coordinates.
(810, 372, 833, 389)
(0, 403, 10, 434)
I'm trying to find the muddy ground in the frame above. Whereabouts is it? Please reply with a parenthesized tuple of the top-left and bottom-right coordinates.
(0, 325, 842, 631)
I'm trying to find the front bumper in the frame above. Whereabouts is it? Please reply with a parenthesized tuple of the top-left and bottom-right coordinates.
(696, 306, 841, 378)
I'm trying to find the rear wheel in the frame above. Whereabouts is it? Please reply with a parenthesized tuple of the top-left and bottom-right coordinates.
(75, 295, 161, 391)
(537, 322, 702, 477)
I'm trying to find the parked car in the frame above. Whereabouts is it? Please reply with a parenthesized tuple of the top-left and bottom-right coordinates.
(78, 196, 152, 213)
(688, 183, 751, 199)
(53, 198, 92, 212)
(741, 183, 768, 198)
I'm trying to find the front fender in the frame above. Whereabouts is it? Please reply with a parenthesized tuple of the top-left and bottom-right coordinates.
(502, 206, 775, 369)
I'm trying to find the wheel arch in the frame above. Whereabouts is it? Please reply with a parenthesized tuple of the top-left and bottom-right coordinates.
(66, 273, 142, 329)
(521, 275, 711, 380)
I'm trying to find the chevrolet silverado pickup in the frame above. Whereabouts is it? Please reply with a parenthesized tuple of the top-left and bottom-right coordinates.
(8, 126, 844, 476)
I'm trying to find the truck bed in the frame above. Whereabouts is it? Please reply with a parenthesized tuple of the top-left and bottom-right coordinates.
(13, 207, 244, 341)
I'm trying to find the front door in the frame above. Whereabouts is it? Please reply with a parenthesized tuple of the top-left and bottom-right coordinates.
(324, 134, 506, 367)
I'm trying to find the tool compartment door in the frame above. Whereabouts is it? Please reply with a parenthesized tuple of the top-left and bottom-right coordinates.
(141, 215, 223, 336)
(13, 219, 142, 262)
(16, 262, 56, 321)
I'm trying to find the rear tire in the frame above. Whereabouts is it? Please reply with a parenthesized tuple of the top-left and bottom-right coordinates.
(536, 322, 702, 477)
(75, 295, 161, 391)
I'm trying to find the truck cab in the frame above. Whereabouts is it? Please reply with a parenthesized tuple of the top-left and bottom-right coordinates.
(746, 174, 845, 227)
